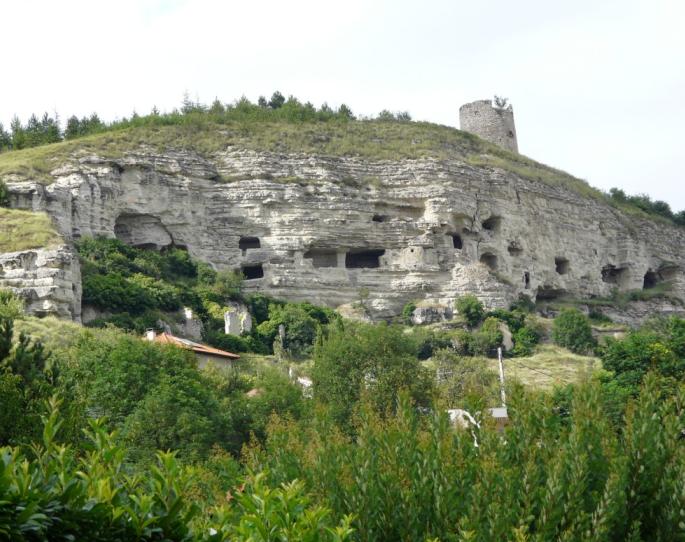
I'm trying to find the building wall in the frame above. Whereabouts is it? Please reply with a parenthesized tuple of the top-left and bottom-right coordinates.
(459, 99, 518, 153)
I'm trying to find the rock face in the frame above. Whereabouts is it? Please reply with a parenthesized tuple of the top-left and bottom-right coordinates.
(0, 245, 82, 321)
(6, 147, 685, 320)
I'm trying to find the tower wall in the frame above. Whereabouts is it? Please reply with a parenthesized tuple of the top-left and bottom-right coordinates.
(459, 99, 518, 153)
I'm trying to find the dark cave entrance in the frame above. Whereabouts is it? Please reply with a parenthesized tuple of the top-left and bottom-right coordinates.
(345, 249, 385, 269)
(242, 264, 264, 280)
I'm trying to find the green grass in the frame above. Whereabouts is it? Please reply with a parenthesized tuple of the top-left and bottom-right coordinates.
(13, 316, 86, 352)
(487, 344, 601, 390)
(0, 208, 62, 252)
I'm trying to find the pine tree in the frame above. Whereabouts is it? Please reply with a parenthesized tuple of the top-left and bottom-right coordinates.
(0, 122, 10, 151)
(10, 116, 26, 150)
(65, 115, 80, 139)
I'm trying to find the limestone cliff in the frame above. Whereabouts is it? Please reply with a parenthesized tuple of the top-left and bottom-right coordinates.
(4, 141, 684, 320)
(0, 245, 81, 320)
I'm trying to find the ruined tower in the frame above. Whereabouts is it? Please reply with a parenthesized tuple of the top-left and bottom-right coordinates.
(459, 99, 518, 153)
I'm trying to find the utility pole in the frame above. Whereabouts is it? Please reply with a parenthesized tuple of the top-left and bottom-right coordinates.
(497, 347, 506, 407)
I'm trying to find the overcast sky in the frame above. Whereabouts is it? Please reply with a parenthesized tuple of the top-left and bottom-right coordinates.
(3, 0, 683, 209)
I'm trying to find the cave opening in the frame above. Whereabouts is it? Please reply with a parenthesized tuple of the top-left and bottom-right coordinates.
(345, 249, 385, 269)
(239, 236, 261, 250)
(601, 264, 629, 286)
(304, 249, 338, 268)
(523, 271, 530, 289)
(242, 264, 264, 280)
(114, 213, 172, 250)
(508, 242, 523, 256)
(537, 286, 566, 300)
(482, 216, 501, 232)
(555, 257, 570, 275)
(450, 233, 463, 249)
(372, 214, 387, 223)
(480, 253, 498, 270)
(643, 271, 658, 289)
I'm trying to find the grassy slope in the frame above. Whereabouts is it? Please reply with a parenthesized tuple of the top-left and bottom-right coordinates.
(489, 344, 601, 390)
(0, 208, 62, 253)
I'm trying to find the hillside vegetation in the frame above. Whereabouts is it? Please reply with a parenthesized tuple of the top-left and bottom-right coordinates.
(2, 275, 685, 539)
(0, 208, 62, 252)
(1, 93, 682, 226)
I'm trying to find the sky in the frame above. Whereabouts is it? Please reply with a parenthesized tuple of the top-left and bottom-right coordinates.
(2, 0, 684, 209)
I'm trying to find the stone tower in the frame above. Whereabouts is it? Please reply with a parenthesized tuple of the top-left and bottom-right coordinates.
(459, 99, 518, 153)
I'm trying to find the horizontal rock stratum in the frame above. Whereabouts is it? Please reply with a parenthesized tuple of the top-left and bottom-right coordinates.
(2, 121, 684, 321)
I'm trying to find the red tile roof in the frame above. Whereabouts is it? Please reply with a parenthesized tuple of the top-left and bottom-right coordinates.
(151, 332, 240, 360)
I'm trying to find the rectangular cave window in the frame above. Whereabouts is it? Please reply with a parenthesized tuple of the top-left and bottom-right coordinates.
(449, 233, 463, 249)
(372, 214, 387, 223)
(555, 257, 569, 275)
(345, 249, 385, 269)
(304, 249, 338, 268)
(537, 287, 566, 300)
(239, 236, 261, 250)
(242, 264, 264, 280)
(601, 264, 629, 286)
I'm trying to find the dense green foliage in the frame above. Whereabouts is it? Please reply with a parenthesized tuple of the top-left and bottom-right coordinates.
(77, 237, 337, 357)
(249, 376, 685, 542)
(552, 308, 596, 354)
(312, 321, 433, 429)
(0, 402, 353, 541)
(3, 273, 685, 540)
(608, 187, 685, 226)
(455, 295, 485, 327)
(600, 316, 685, 395)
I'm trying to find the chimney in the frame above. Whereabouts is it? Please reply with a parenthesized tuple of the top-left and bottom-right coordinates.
(145, 329, 156, 342)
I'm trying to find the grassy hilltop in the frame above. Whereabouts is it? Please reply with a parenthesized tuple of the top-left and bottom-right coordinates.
(3, 95, 682, 226)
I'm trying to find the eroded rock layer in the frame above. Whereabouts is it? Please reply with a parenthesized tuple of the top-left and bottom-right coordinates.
(0, 246, 82, 320)
(6, 147, 685, 319)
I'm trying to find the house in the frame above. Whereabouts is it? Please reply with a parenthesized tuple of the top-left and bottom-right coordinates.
(144, 329, 239, 368)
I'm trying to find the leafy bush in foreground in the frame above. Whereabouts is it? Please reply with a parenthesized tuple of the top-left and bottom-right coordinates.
(249, 375, 685, 542)
(0, 401, 353, 542)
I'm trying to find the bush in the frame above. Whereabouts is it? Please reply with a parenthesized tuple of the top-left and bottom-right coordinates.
(456, 295, 484, 327)
(0, 289, 23, 320)
(401, 301, 416, 325)
(552, 308, 595, 354)
(600, 319, 685, 394)
(470, 316, 503, 356)
(511, 325, 541, 357)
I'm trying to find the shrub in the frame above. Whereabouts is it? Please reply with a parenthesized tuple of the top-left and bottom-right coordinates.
(470, 316, 503, 356)
(600, 320, 685, 394)
(511, 325, 541, 357)
(401, 301, 416, 324)
(552, 308, 595, 354)
(0, 290, 23, 320)
(456, 295, 484, 327)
